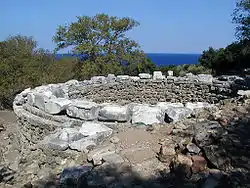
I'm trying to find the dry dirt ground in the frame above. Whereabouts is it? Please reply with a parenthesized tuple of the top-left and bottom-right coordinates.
(0, 110, 174, 187)
(1, 100, 250, 187)
(0, 111, 20, 166)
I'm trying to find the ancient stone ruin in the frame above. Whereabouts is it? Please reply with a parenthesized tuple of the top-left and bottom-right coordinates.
(13, 72, 241, 150)
(7, 71, 250, 187)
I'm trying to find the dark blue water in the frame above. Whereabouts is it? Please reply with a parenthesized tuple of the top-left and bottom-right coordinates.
(147, 53, 201, 66)
(56, 53, 201, 66)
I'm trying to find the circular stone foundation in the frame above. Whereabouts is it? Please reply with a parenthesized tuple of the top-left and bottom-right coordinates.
(13, 72, 246, 148)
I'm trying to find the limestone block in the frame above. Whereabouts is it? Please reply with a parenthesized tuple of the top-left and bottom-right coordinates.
(116, 75, 130, 81)
(131, 104, 165, 125)
(237, 90, 250, 98)
(130, 76, 140, 81)
(51, 86, 67, 98)
(167, 70, 174, 76)
(153, 71, 164, 80)
(69, 138, 96, 153)
(106, 74, 116, 83)
(197, 74, 213, 84)
(65, 79, 79, 86)
(98, 104, 131, 122)
(165, 107, 192, 123)
(91, 76, 106, 83)
(23, 87, 31, 95)
(79, 122, 113, 138)
(48, 138, 68, 151)
(33, 91, 55, 110)
(185, 102, 214, 113)
(58, 128, 84, 142)
(66, 99, 100, 120)
(157, 102, 184, 111)
(14, 94, 25, 106)
(138, 73, 151, 79)
(44, 98, 72, 114)
(27, 93, 35, 106)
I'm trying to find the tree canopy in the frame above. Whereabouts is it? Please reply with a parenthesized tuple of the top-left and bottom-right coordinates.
(199, 40, 250, 75)
(198, 0, 250, 75)
(53, 13, 155, 78)
(0, 35, 76, 109)
(233, 0, 250, 40)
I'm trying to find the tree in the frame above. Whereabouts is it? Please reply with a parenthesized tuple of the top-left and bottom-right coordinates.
(199, 47, 218, 74)
(233, 0, 250, 40)
(0, 35, 77, 109)
(53, 13, 155, 77)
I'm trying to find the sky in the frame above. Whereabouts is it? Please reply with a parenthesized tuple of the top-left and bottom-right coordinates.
(1, 0, 237, 54)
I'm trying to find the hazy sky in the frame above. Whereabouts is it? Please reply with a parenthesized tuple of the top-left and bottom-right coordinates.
(1, 0, 237, 53)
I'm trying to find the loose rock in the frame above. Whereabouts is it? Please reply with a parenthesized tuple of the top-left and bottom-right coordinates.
(131, 104, 165, 125)
(98, 104, 130, 122)
(66, 100, 100, 120)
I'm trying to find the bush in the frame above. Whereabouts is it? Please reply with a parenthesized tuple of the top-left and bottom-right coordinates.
(159, 64, 211, 77)
(0, 36, 77, 109)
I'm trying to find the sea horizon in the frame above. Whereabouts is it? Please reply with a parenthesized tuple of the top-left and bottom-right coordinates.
(56, 53, 201, 66)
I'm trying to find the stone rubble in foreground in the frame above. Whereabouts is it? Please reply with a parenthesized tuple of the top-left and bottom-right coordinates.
(0, 72, 250, 187)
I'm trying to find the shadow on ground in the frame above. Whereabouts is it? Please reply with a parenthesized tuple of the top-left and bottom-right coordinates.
(30, 110, 250, 188)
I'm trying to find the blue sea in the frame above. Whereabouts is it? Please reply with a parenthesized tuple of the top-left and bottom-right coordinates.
(147, 53, 201, 66)
(56, 53, 201, 66)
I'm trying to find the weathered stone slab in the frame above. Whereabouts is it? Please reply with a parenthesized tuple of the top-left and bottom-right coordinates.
(98, 104, 130, 122)
(51, 86, 67, 98)
(237, 90, 250, 97)
(106, 74, 116, 83)
(66, 100, 100, 120)
(130, 76, 140, 81)
(44, 98, 71, 114)
(167, 70, 174, 76)
(48, 138, 68, 151)
(197, 74, 213, 84)
(58, 128, 84, 142)
(91, 76, 106, 83)
(153, 71, 164, 80)
(27, 93, 35, 106)
(165, 107, 192, 123)
(116, 75, 130, 81)
(33, 91, 55, 110)
(65, 79, 79, 86)
(14, 88, 31, 105)
(79, 122, 113, 137)
(69, 138, 96, 153)
(131, 104, 165, 125)
(139, 73, 151, 79)
(157, 102, 184, 111)
(185, 102, 214, 113)
(14, 94, 25, 106)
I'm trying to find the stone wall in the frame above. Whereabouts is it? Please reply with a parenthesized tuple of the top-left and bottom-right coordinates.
(69, 80, 227, 105)
(12, 72, 249, 146)
(68, 73, 248, 105)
